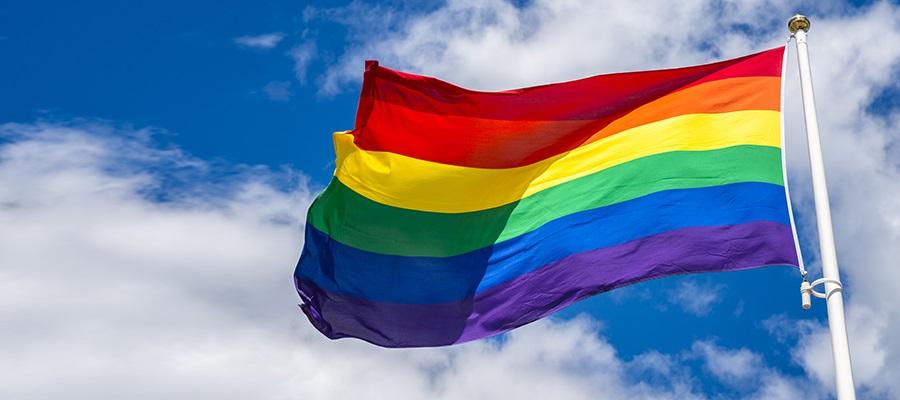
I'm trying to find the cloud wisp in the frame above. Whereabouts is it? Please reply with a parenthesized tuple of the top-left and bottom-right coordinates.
(262, 80, 292, 101)
(668, 280, 726, 317)
(234, 33, 285, 50)
(289, 41, 317, 84)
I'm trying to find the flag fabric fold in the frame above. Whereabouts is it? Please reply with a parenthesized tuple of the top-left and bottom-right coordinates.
(295, 46, 800, 348)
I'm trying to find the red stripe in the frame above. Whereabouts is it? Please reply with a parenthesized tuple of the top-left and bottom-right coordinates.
(362, 77, 780, 168)
(351, 47, 784, 168)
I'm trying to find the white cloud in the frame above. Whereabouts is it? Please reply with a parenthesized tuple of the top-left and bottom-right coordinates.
(793, 307, 889, 398)
(690, 341, 826, 399)
(318, 0, 798, 94)
(234, 33, 285, 50)
(310, 0, 900, 397)
(262, 80, 292, 101)
(0, 122, 713, 399)
(746, 373, 810, 400)
(693, 341, 763, 385)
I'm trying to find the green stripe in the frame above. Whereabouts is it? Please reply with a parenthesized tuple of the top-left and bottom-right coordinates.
(308, 145, 785, 257)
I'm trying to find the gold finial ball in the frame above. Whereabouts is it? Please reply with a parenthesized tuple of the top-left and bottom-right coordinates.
(788, 14, 810, 33)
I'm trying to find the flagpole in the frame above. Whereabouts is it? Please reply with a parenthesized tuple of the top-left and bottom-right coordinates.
(788, 15, 856, 400)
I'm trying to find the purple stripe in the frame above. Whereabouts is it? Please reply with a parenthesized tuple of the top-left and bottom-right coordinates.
(296, 221, 799, 348)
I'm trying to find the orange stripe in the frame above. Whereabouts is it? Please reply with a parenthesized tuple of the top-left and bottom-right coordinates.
(585, 76, 780, 144)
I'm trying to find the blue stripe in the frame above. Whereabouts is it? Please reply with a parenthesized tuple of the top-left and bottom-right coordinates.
(295, 182, 791, 304)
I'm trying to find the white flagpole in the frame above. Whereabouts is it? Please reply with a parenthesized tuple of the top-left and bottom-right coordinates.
(788, 15, 856, 400)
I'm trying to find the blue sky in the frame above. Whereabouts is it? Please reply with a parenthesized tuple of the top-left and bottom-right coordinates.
(2, 1, 899, 399)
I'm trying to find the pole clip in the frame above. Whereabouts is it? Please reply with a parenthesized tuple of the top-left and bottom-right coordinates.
(801, 275, 844, 309)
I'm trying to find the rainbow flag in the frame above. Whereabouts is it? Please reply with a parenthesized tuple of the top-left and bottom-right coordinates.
(295, 47, 801, 347)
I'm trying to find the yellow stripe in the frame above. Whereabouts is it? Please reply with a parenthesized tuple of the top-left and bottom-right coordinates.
(334, 110, 781, 213)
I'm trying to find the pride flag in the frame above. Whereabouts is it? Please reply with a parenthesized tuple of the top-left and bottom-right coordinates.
(295, 47, 801, 348)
